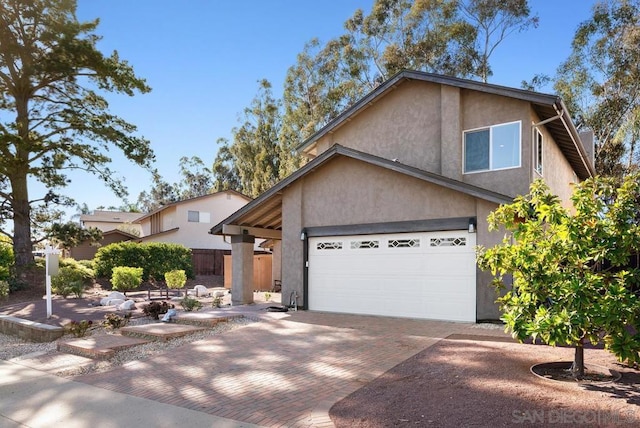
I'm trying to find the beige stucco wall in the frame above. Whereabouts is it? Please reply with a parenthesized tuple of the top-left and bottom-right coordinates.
(316, 80, 443, 174)
(532, 112, 578, 208)
(312, 80, 567, 201)
(280, 156, 506, 317)
(474, 199, 505, 320)
(458, 90, 532, 198)
(138, 193, 251, 250)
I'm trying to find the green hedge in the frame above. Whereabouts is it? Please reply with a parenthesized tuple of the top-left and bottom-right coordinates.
(93, 242, 194, 281)
(0, 243, 13, 281)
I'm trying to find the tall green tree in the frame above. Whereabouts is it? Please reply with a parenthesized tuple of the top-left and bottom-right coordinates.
(213, 80, 288, 198)
(281, 0, 536, 146)
(460, 0, 538, 82)
(175, 156, 213, 200)
(136, 170, 179, 212)
(555, 0, 640, 178)
(0, 0, 153, 268)
(478, 177, 640, 378)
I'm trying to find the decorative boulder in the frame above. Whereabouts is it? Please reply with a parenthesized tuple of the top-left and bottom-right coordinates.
(106, 298, 125, 307)
(117, 300, 136, 311)
(107, 291, 126, 301)
(193, 285, 208, 297)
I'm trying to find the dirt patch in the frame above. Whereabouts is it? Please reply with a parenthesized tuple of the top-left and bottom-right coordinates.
(330, 335, 640, 427)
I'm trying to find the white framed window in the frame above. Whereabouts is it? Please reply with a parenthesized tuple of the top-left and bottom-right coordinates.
(534, 127, 543, 176)
(463, 121, 521, 173)
(187, 210, 199, 222)
(187, 211, 211, 223)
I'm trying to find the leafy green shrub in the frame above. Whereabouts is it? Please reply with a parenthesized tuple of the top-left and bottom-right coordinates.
(51, 260, 95, 298)
(142, 301, 171, 320)
(164, 269, 186, 289)
(93, 242, 194, 280)
(103, 313, 131, 330)
(180, 296, 202, 312)
(0, 280, 8, 300)
(212, 295, 223, 308)
(76, 259, 94, 270)
(0, 243, 13, 281)
(65, 320, 93, 337)
(111, 266, 143, 291)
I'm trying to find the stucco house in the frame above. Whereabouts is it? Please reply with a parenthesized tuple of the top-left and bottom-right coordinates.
(70, 210, 144, 260)
(210, 70, 595, 322)
(135, 190, 252, 275)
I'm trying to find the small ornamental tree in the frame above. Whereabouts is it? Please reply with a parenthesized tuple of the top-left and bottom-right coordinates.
(111, 266, 143, 292)
(477, 176, 640, 378)
(164, 269, 187, 289)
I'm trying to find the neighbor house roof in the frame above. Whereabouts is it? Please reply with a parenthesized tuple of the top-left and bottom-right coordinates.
(80, 210, 143, 224)
(209, 144, 513, 236)
(297, 70, 595, 180)
(135, 189, 251, 223)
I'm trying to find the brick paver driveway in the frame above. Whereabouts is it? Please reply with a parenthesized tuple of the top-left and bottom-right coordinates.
(74, 310, 498, 427)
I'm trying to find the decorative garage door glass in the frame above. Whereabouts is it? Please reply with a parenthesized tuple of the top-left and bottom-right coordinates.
(308, 230, 476, 322)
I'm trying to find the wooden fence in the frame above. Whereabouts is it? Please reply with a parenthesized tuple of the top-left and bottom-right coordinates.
(191, 249, 229, 276)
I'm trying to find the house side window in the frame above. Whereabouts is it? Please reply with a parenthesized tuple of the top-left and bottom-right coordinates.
(187, 211, 211, 223)
(463, 121, 521, 173)
(187, 210, 199, 223)
(534, 127, 543, 176)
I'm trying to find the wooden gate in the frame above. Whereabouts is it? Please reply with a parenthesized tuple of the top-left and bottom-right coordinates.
(191, 249, 229, 276)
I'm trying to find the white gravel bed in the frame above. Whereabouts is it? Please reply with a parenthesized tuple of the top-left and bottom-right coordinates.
(1, 316, 256, 377)
(0, 333, 57, 360)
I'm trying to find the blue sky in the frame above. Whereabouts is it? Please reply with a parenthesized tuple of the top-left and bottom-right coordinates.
(60, 0, 597, 214)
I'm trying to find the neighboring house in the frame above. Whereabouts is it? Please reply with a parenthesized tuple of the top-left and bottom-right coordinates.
(69, 229, 139, 261)
(211, 71, 595, 322)
(134, 190, 252, 275)
(80, 210, 144, 234)
(71, 210, 144, 260)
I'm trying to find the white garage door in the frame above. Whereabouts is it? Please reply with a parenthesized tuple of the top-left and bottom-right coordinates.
(308, 230, 476, 322)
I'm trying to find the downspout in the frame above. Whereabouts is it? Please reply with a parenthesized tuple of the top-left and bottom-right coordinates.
(302, 228, 309, 310)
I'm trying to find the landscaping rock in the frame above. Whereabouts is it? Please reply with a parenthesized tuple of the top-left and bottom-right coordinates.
(116, 300, 136, 311)
(107, 291, 126, 301)
(193, 285, 208, 296)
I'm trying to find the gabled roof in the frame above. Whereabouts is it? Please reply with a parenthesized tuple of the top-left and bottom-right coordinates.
(102, 229, 140, 240)
(135, 190, 251, 223)
(80, 210, 143, 224)
(297, 70, 595, 180)
(209, 144, 513, 236)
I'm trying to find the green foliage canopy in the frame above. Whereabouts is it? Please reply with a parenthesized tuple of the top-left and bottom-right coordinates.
(0, 0, 153, 267)
(478, 176, 640, 376)
(93, 241, 194, 281)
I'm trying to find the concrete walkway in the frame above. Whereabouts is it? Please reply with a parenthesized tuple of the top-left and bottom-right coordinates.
(0, 359, 259, 428)
(0, 304, 509, 427)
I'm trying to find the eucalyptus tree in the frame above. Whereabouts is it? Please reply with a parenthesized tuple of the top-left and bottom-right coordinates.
(460, 0, 538, 82)
(555, 0, 640, 178)
(0, 0, 153, 267)
(213, 80, 284, 198)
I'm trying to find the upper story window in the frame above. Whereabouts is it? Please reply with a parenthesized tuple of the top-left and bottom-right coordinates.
(187, 210, 211, 223)
(534, 127, 543, 176)
(463, 121, 521, 173)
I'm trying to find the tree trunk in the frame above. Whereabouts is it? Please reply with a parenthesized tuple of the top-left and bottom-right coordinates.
(571, 339, 585, 379)
(10, 172, 33, 269)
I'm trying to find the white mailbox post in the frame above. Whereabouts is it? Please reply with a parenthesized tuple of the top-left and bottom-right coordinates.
(44, 246, 60, 319)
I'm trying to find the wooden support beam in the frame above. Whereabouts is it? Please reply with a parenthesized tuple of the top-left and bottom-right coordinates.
(222, 224, 282, 240)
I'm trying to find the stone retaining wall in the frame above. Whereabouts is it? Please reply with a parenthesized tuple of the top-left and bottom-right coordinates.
(0, 315, 64, 342)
